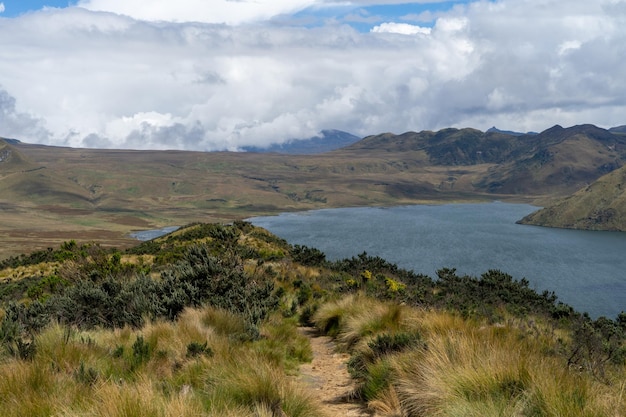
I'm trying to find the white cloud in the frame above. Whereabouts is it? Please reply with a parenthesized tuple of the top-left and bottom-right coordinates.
(0, 1, 625, 150)
(77, 0, 316, 24)
(0, 88, 51, 141)
(371, 22, 431, 35)
(0, 3, 5, 13)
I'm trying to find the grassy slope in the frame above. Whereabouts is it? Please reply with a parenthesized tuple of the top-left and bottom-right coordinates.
(519, 165, 626, 231)
(0, 223, 624, 416)
(2, 123, 626, 258)
(0, 141, 501, 258)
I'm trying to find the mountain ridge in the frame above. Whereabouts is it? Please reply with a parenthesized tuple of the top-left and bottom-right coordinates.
(2, 122, 626, 256)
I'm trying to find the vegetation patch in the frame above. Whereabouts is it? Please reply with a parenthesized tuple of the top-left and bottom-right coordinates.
(0, 221, 624, 416)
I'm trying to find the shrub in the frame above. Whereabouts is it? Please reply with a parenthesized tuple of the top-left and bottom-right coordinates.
(186, 341, 213, 358)
(74, 361, 99, 386)
(164, 244, 279, 331)
(290, 245, 326, 267)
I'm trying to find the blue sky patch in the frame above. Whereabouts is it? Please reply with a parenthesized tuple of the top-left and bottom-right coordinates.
(0, 1, 75, 17)
(277, 1, 468, 32)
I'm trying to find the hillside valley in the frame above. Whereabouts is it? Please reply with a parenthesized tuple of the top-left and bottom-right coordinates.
(0, 221, 624, 416)
(2, 123, 626, 257)
(519, 164, 626, 231)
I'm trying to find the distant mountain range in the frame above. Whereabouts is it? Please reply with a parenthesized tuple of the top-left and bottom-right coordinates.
(241, 129, 361, 154)
(348, 124, 626, 195)
(3, 122, 626, 255)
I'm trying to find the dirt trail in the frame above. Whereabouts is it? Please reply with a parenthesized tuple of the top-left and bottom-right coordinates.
(298, 327, 372, 417)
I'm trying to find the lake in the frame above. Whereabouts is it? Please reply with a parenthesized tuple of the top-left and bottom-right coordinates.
(130, 226, 180, 241)
(249, 202, 626, 319)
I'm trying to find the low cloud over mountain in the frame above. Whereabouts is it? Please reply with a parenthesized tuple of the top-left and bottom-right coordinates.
(0, 1, 624, 150)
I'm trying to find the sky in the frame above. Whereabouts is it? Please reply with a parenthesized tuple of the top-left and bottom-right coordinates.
(0, 1, 625, 151)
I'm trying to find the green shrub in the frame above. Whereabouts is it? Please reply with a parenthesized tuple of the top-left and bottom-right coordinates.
(131, 335, 151, 369)
(290, 245, 326, 267)
(186, 341, 213, 358)
(74, 361, 99, 386)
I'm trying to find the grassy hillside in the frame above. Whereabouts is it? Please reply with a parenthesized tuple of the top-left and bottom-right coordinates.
(478, 124, 625, 194)
(519, 165, 626, 231)
(0, 223, 624, 416)
(2, 123, 625, 258)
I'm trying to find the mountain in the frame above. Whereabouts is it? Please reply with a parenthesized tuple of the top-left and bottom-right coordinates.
(518, 165, 626, 231)
(0, 139, 95, 206)
(609, 125, 626, 135)
(242, 129, 361, 154)
(476, 124, 626, 194)
(3, 123, 626, 257)
(486, 126, 538, 136)
(0, 137, 21, 145)
(348, 127, 521, 164)
(348, 124, 626, 195)
(0, 138, 31, 170)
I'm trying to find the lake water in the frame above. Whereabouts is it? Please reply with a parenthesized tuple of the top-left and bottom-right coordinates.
(130, 226, 180, 241)
(249, 202, 626, 319)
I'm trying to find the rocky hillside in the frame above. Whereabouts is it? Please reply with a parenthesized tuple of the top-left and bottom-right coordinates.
(3, 123, 626, 257)
(352, 124, 626, 195)
(518, 164, 626, 231)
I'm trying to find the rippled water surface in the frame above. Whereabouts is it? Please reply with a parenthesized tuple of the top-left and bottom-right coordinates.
(250, 202, 626, 318)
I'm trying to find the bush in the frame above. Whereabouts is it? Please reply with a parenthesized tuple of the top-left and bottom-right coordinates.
(186, 341, 213, 358)
(164, 244, 279, 329)
(290, 245, 326, 267)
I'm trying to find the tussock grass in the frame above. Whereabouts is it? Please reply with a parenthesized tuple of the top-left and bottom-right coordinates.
(201, 305, 250, 337)
(256, 315, 313, 371)
(312, 293, 382, 338)
(0, 304, 319, 416)
(367, 385, 403, 417)
(205, 353, 321, 417)
(394, 321, 624, 417)
(314, 295, 626, 417)
(340, 302, 419, 350)
(0, 360, 67, 417)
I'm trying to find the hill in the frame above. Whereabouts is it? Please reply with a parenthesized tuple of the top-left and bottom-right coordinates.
(349, 124, 626, 195)
(241, 129, 361, 154)
(609, 125, 626, 135)
(2, 123, 626, 257)
(0, 222, 624, 416)
(347, 127, 520, 164)
(518, 164, 626, 231)
(486, 126, 538, 136)
(0, 138, 32, 171)
(476, 124, 626, 194)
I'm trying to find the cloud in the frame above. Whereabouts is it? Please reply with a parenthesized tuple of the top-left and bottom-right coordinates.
(0, 88, 51, 142)
(77, 0, 317, 24)
(0, 1, 625, 150)
(371, 22, 431, 35)
(0, 3, 4, 13)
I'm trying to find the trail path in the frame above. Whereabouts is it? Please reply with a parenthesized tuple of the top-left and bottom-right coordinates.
(298, 327, 373, 417)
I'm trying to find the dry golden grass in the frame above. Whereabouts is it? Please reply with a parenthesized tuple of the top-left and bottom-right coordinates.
(0, 304, 324, 417)
(1, 137, 533, 258)
(313, 295, 626, 417)
(0, 262, 58, 282)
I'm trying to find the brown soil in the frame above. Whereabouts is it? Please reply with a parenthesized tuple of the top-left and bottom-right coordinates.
(298, 327, 373, 417)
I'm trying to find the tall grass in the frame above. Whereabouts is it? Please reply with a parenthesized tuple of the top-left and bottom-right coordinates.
(394, 320, 624, 417)
(256, 315, 313, 371)
(0, 304, 320, 416)
(313, 295, 626, 417)
(205, 352, 321, 417)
